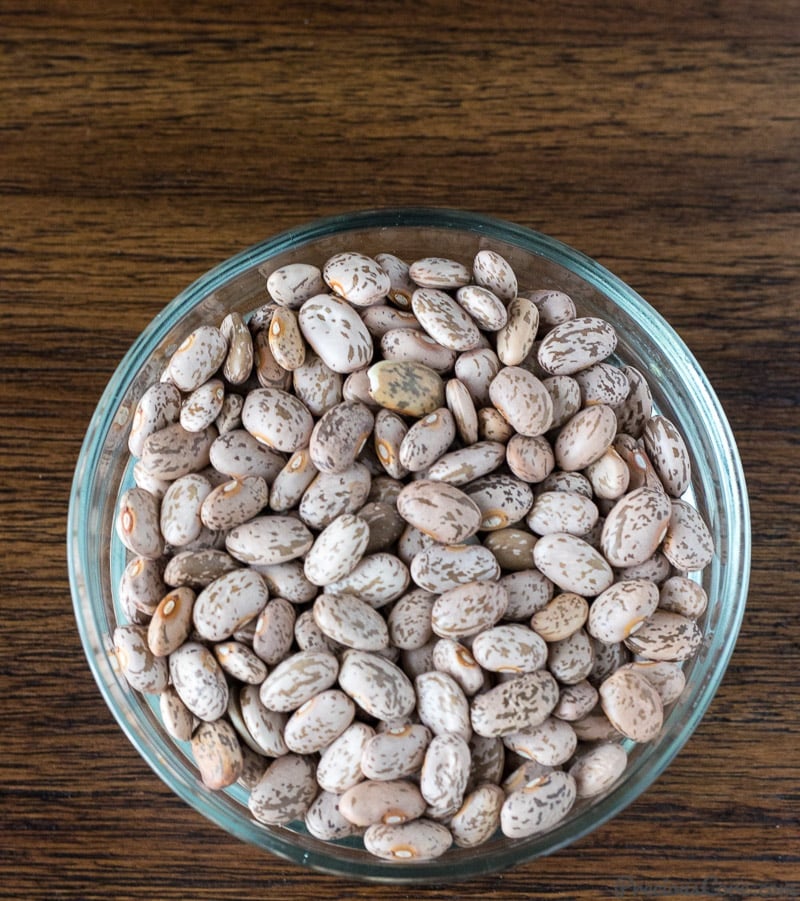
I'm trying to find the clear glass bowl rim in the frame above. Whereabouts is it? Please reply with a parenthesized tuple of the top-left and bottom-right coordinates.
(68, 206, 750, 884)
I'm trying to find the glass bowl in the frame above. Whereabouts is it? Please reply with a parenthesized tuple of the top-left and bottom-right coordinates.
(68, 208, 749, 883)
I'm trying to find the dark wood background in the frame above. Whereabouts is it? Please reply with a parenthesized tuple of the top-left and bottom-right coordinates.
(2, 2, 798, 899)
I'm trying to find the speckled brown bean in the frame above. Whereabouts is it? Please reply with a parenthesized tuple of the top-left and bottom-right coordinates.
(297, 463, 371, 530)
(465, 473, 534, 531)
(396, 479, 482, 544)
(309, 401, 375, 474)
(283, 689, 356, 754)
(530, 592, 589, 642)
(323, 251, 390, 306)
(410, 256, 471, 290)
(554, 404, 617, 472)
(500, 770, 577, 839)
(426, 442, 506, 488)
(147, 586, 195, 656)
(642, 414, 692, 497)
(252, 596, 296, 665)
(496, 295, 539, 366)
(163, 548, 240, 589)
(209, 429, 285, 482)
(444, 378, 479, 446)
(533, 532, 614, 596)
(326, 552, 409, 606)
(489, 366, 553, 437)
(253, 328, 292, 390)
(238, 684, 289, 756)
(623, 610, 703, 662)
(584, 447, 631, 500)
(304, 513, 370, 586)
(219, 311, 254, 385)
(502, 716, 578, 766)
(358, 501, 406, 554)
(214, 640, 268, 684)
(399, 407, 457, 472)
(380, 327, 457, 373)
(386, 589, 437, 650)
(552, 680, 599, 721)
(527, 490, 599, 537)
(113, 623, 169, 693)
(546, 628, 595, 685)
(253, 560, 317, 604)
(159, 685, 194, 742)
(191, 718, 244, 790)
(537, 316, 617, 376)
(268, 306, 306, 371)
(598, 668, 664, 742)
(410, 542, 500, 593)
(449, 783, 505, 848)
(119, 555, 166, 623)
(415, 671, 472, 740)
(200, 475, 268, 531)
(159, 473, 213, 548)
(505, 434, 555, 484)
(483, 527, 538, 571)
(470, 670, 560, 738)
(258, 649, 339, 712)
(304, 791, 363, 842)
(471, 624, 548, 673)
(455, 284, 508, 331)
(225, 515, 313, 566)
(180, 378, 225, 433)
(248, 754, 318, 825)
(454, 347, 501, 408)
(419, 732, 471, 815)
(587, 579, 660, 644)
(659, 575, 708, 619)
(500, 569, 553, 620)
(613, 365, 653, 438)
(361, 723, 432, 782)
(367, 360, 445, 417)
(473, 249, 517, 302)
(241, 386, 314, 453)
(527, 289, 576, 332)
(298, 293, 374, 372)
(600, 487, 673, 568)
(569, 742, 628, 798)
(116, 487, 163, 558)
(662, 499, 715, 571)
(338, 649, 417, 722)
(574, 362, 630, 407)
(362, 304, 422, 338)
(129, 382, 182, 457)
(313, 591, 390, 651)
(167, 325, 228, 392)
(292, 352, 343, 418)
(431, 579, 508, 639)
(364, 818, 453, 861)
(169, 641, 228, 721)
(264, 262, 325, 308)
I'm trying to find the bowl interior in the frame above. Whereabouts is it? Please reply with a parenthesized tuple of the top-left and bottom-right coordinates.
(68, 208, 749, 883)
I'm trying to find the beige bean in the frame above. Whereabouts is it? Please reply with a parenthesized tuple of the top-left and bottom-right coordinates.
(399, 407, 457, 472)
(313, 591, 389, 651)
(298, 293, 374, 372)
(200, 475, 268, 531)
(167, 325, 227, 392)
(527, 489, 599, 537)
(445, 377, 479, 445)
(180, 378, 225, 433)
(552, 679, 599, 722)
(298, 462, 372, 530)
(546, 628, 595, 685)
(208, 428, 285, 482)
(380, 327, 457, 372)
(129, 382, 182, 457)
(554, 404, 617, 471)
(241, 386, 314, 453)
(454, 347, 501, 407)
(304, 513, 370, 586)
(238, 683, 289, 756)
(465, 473, 534, 531)
(323, 251, 391, 306)
(659, 575, 708, 619)
(305, 791, 363, 842)
(367, 360, 445, 416)
(252, 596, 296, 664)
(159, 685, 194, 742)
(506, 433, 555, 484)
(473, 249, 517, 301)
(283, 689, 356, 754)
(115, 487, 163, 558)
(537, 316, 617, 375)
(500, 568, 554, 620)
(533, 532, 614, 596)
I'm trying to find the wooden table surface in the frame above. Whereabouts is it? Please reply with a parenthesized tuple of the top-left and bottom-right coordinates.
(2, 1, 798, 899)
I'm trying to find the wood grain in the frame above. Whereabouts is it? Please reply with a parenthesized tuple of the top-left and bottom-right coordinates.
(1, 1, 798, 899)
